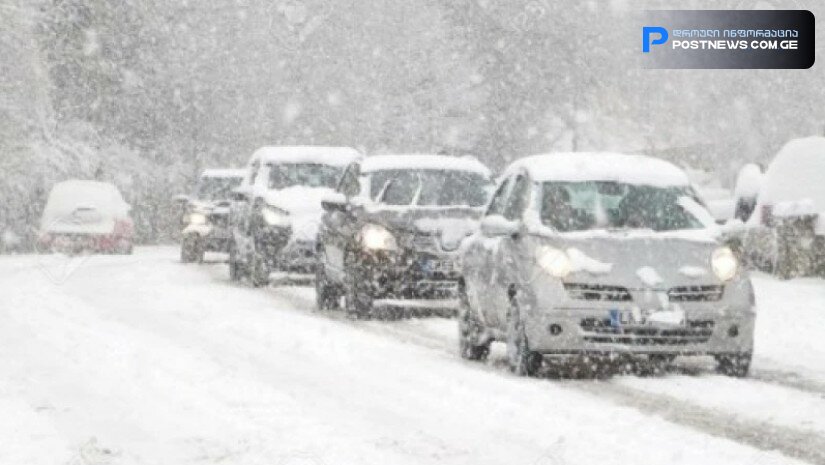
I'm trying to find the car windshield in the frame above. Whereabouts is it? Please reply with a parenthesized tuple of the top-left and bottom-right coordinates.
(540, 181, 704, 232)
(268, 163, 343, 189)
(371, 169, 491, 207)
(195, 176, 242, 201)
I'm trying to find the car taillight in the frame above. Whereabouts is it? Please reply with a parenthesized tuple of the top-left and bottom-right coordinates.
(761, 204, 773, 226)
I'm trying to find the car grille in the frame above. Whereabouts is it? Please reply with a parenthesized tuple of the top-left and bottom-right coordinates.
(564, 283, 632, 302)
(208, 213, 229, 228)
(412, 233, 439, 250)
(580, 318, 714, 345)
(667, 285, 724, 302)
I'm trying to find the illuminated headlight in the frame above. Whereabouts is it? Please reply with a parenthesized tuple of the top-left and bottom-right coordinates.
(262, 206, 290, 227)
(711, 246, 738, 281)
(188, 212, 208, 225)
(360, 224, 398, 251)
(537, 246, 572, 278)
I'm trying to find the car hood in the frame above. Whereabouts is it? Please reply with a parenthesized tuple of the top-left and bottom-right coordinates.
(264, 186, 334, 241)
(371, 207, 483, 251)
(544, 230, 724, 289)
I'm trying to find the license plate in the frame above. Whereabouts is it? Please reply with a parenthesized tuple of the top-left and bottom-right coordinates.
(609, 308, 686, 327)
(422, 259, 459, 274)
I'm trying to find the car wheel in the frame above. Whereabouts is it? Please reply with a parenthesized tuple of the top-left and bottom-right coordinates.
(315, 259, 342, 311)
(250, 251, 270, 287)
(228, 241, 247, 282)
(344, 273, 372, 320)
(458, 286, 490, 361)
(181, 237, 198, 263)
(715, 352, 751, 377)
(505, 292, 542, 377)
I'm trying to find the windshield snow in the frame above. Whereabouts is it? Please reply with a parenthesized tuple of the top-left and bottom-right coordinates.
(372, 169, 491, 207)
(540, 181, 704, 232)
(268, 163, 343, 190)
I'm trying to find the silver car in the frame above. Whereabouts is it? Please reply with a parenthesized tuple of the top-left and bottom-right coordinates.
(459, 153, 755, 377)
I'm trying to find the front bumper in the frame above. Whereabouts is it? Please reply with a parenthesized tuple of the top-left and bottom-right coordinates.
(523, 281, 755, 356)
(354, 251, 462, 309)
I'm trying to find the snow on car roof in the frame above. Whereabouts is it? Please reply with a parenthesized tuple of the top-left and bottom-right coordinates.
(360, 154, 491, 177)
(201, 168, 246, 178)
(251, 146, 361, 167)
(42, 180, 128, 226)
(506, 152, 690, 187)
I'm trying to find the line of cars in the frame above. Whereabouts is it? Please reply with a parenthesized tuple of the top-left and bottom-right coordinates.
(181, 146, 757, 377)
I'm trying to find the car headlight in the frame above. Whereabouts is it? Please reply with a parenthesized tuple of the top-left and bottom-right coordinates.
(537, 246, 571, 278)
(711, 246, 738, 281)
(188, 212, 208, 225)
(262, 206, 290, 227)
(360, 224, 398, 251)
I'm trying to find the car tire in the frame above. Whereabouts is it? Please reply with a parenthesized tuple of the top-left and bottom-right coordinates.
(228, 241, 247, 282)
(458, 286, 490, 361)
(180, 237, 204, 263)
(315, 259, 342, 311)
(344, 273, 372, 320)
(715, 352, 751, 377)
(250, 251, 270, 288)
(505, 292, 542, 377)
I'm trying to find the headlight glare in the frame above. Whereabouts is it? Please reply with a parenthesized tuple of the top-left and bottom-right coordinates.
(537, 246, 571, 278)
(361, 224, 398, 251)
(711, 246, 738, 281)
(188, 212, 207, 225)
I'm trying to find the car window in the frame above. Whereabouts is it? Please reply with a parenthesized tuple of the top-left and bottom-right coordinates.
(540, 181, 704, 232)
(268, 163, 343, 189)
(503, 175, 529, 220)
(337, 164, 361, 197)
(380, 171, 418, 205)
(486, 177, 512, 216)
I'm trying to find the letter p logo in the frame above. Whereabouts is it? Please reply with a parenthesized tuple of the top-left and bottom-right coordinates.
(642, 26, 668, 53)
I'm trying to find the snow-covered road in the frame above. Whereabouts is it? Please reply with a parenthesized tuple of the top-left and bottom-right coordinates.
(1, 247, 824, 465)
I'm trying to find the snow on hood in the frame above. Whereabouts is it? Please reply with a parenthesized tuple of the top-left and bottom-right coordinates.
(567, 248, 613, 275)
(548, 234, 721, 288)
(413, 217, 480, 249)
(264, 186, 334, 241)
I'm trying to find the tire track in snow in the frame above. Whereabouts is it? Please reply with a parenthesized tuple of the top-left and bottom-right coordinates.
(256, 281, 825, 464)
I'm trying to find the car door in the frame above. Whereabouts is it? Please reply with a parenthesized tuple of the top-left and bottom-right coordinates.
(321, 163, 361, 282)
(230, 158, 259, 257)
(494, 173, 532, 327)
(469, 176, 513, 327)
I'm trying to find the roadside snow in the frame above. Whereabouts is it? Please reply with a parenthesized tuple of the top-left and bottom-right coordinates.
(0, 248, 820, 465)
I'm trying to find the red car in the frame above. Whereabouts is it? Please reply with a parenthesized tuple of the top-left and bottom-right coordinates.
(38, 180, 134, 254)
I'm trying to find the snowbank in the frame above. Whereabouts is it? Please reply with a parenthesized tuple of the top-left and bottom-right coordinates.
(751, 137, 825, 226)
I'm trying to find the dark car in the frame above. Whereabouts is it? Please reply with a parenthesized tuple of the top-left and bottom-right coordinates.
(177, 169, 245, 263)
(228, 146, 361, 286)
(315, 154, 493, 319)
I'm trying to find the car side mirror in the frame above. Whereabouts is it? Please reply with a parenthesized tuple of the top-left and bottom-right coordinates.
(480, 215, 521, 237)
(321, 192, 348, 213)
